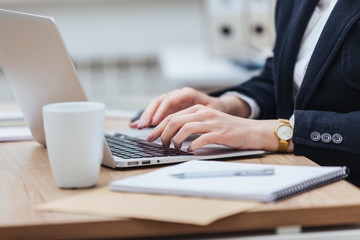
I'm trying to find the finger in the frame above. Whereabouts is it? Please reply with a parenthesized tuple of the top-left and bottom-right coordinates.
(151, 89, 194, 125)
(129, 120, 140, 128)
(188, 132, 219, 152)
(148, 105, 204, 143)
(172, 122, 211, 150)
(137, 95, 166, 129)
(159, 113, 205, 149)
(159, 104, 203, 121)
(151, 98, 174, 126)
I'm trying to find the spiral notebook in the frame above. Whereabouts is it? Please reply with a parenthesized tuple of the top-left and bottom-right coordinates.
(110, 160, 349, 202)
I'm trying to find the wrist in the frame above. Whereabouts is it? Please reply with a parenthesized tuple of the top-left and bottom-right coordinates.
(254, 120, 280, 152)
(238, 119, 295, 152)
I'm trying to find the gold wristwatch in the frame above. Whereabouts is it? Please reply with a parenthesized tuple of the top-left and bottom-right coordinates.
(274, 118, 293, 152)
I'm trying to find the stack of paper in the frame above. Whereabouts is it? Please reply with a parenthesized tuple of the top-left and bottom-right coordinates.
(0, 111, 32, 142)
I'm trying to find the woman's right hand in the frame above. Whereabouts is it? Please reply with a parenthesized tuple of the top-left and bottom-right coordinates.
(129, 87, 251, 129)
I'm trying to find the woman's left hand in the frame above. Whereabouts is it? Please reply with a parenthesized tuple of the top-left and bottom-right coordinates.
(147, 104, 285, 152)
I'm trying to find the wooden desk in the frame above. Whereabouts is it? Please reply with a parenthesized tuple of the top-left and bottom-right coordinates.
(1, 119, 360, 240)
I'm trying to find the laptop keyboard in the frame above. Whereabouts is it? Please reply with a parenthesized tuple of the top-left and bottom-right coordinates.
(105, 133, 193, 159)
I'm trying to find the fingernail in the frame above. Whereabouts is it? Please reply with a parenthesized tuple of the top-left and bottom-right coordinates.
(147, 134, 154, 142)
(129, 120, 138, 126)
(187, 146, 193, 152)
(137, 120, 146, 129)
(151, 117, 157, 125)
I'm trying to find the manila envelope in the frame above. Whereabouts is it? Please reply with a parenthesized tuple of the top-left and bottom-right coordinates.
(37, 187, 263, 226)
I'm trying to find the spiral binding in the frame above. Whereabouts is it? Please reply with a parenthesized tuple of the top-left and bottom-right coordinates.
(272, 166, 349, 202)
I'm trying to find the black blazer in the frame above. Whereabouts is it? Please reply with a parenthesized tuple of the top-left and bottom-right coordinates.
(211, 0, 360, 186)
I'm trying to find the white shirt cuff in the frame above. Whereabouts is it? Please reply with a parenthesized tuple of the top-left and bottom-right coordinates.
(289, 113, 295, 128)
(222, 91, 260, 119)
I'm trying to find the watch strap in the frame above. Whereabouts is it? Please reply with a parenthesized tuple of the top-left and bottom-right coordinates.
(278, 139, 289, 152)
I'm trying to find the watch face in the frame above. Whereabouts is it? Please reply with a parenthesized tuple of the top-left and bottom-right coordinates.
(276, 125, 293, 141)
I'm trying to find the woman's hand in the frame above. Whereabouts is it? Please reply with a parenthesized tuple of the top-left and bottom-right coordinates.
(130, 87, 251, 129)
(147, 104, 288, 152)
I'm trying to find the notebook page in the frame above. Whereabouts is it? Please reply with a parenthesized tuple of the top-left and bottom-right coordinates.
(110, 160, 346, 202)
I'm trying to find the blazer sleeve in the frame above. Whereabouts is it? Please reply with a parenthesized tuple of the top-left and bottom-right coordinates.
(209, 57, 277, 119)
(293, 110, 360, 186)
(293, 110, 360, 156)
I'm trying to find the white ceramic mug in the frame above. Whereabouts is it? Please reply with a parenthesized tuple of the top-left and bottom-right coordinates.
(43, 101, 105, 188)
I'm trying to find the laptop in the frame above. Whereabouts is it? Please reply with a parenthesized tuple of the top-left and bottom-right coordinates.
(0, 9, 264, 168)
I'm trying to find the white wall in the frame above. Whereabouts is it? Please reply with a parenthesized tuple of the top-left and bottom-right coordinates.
(0, 0, 204, 63)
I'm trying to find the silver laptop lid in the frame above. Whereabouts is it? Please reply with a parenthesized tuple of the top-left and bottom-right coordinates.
(0, 9, 87, 145)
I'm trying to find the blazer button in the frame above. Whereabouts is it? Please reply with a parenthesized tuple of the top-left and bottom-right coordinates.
(321, 133, 332, 143)
(332, 133, 343, 144)
(310, 131, 321, 142)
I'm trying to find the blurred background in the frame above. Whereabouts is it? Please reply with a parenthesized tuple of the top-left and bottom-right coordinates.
(0, 0, 275, 112)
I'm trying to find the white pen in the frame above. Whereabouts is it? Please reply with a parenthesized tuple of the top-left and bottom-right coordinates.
(171, 168, 275, 179)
